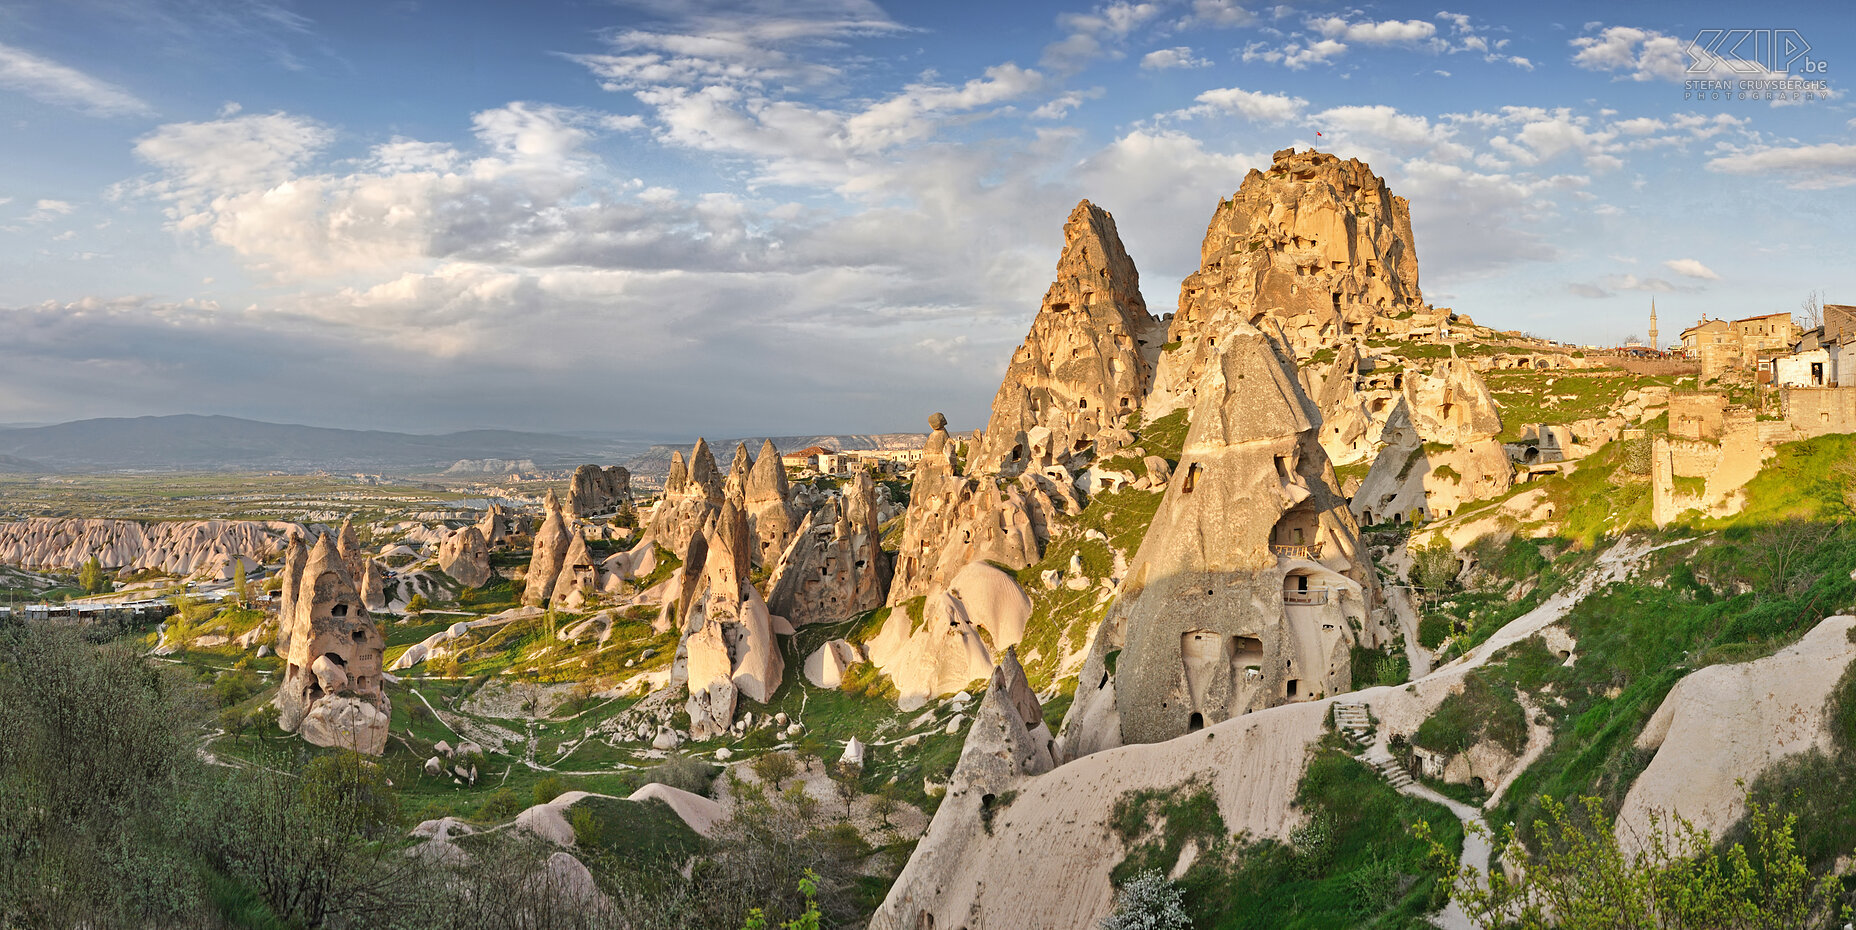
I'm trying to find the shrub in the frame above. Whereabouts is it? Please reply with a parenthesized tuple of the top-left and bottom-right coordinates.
(477, 788, 522, 821)
(570, 805, 599, 848)
(1099, 869, 1189, 930)
(533, 775, 569, 805)
(750, 751, 798, 791)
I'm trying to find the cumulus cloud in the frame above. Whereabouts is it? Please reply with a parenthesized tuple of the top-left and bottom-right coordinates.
(1140, 47, 1211, 70)
(1573, 24, 1839, 102)
(1663, 258, 1719, 280)
(26, 199, 76, 223)
(1707, 142, 1856, 189)
(0, 41, 154, 117)
(1174, 86, 1306, 123)
(1310, 16, 1435, 44)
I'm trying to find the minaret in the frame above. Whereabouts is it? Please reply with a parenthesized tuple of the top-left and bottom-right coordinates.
(1648, 300, 1659, 352)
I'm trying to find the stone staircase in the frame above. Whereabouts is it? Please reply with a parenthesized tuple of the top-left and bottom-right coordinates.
(1366, 752, 1417, 789)
(1333, 701, 1418, 789)
(1332, 701, 1373, 746)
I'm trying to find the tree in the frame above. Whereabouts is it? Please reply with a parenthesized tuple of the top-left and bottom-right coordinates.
(869, 782, 901, 830)
(751, 751, 798, 791)
(220, 706, 248, 742)
(78, 555, 111, 595)
(244, 703, 280, 739)
(406, 593, 429, 614)
(1801, 289, 1825, 330)
(827, 760, 861, 816)
(232, 560, 249, 607)
(1099, 869, 1190, 930)
(1411, 538, 1460, 601)
(1421, 794, 1844, 929)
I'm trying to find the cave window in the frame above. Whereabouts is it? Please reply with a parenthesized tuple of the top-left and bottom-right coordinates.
(1078, 397, 1088, 409)
(1286, 678, 1299, 698)
(1188, 712, 1204, 732)
(352, 630, 365, 645)
(324, 652, 346, 666)
(1183, 463, 1201, 493)
(354, 675, 367, 689)
(286, 663, 299, 681)
(331, 604, 348, 617)
(1273, 454, 1290, 483)
(1331, 293, 1341, 313)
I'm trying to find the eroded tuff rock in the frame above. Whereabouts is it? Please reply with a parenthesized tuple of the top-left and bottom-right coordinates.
(522, 491, 571, 607)
(745, 438, 797, 568)
(565, 465, 632, 520)
(867, 562, 1033, 710)
(767, 471, 887, 626)
(276, 535, 390, 755)
(647, 440, 724, 557)
(476, 503, 531, 547)
(1065, 329, 1382, 751)
(437, 525, 492, 589)
(973, 200, 1162, 475)
(1150, 148, 1427, 415)
(1618, 614, 1856, 853)
(549, 531, 601, 611)
(887, 414, 1051, 606)
(679, 499, 785, 740)
(0, 517, 293, 578)
(1350, 356, 1512, 524)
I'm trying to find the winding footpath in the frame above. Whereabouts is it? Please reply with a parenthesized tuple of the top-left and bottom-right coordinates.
(1346, 536, 1686, 930)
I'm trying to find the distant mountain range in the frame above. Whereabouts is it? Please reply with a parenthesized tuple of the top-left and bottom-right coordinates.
(0, 416, 929, 476)
(0, 415, 636, 473)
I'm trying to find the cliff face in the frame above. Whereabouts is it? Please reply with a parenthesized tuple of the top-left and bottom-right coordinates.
(972, 200, 1162, 475)
(1065, 331, 1381, 749)
(1151, 148, 1427, 414)
(0, 517, 293, 579)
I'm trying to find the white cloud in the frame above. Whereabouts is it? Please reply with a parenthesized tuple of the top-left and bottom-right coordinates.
(1707, 142, 1856, 189)
(27, 199, 75, 223)
(1314, 105, 1450, 149)
(1140, 47, 1211, 70)
(1282, 39, 1347, 69)
(1044, 2, 1164, 72)
(1310, 16, 1435, 44)
(1175, 86, 1306, 123)
(1663, 258, 1719, 280)
(0, 42, 154, 117)
(1573, 24, 1840, 101)
(1178, 0, 1253, 29)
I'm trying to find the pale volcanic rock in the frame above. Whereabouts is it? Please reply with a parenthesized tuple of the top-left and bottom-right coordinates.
(1617, 615, 1856, 854)
(1349, 359, 1512, 524)
(437, 525, 493, 589)
(867, 585, 999, 711)
(564, 465, 632, 520)
(358, 558, 387, 611)
(745, 438, 797, 568)
(549, 531, 601, 611)
(887, 415, 1049, 607)
(804, 639, 863, 688)
(0, 517, 293, 577)
(943, 562, 1031, 650)
(678, 507, 786, 740)
(647, 439, 725, 557)
(948, 647, 1055, 797)
(973, 200, 1162, 474)
(276, 532, 310, 652)
(522, 491, 571, 607)
(336, 518, 366, 583)
(1068, 329, 1380, 749)
(1149, 148, 1427, 415)
(275, 535, 391, 755)
(767, 471, 887, 626)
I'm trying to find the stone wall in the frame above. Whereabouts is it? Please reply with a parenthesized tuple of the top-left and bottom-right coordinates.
(1783, 387, 1856, 440)
(1669, 392, 1726, 441)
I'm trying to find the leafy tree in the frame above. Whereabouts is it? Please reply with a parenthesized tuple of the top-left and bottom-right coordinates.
(1421, 794, 1845, 929)
(751, 751, 798, 791)
(244, 702, 279, 739)
(78, 555, 111, 595)
(1411, 538, 1460, 601)
(741, 869, 823, 930)
(1099, 869, 1190, 930)
(827, 760, 861, 816)
(406, 593, 429, 614)
(869, 782, 901, 830)
(231, 560, 249, 607)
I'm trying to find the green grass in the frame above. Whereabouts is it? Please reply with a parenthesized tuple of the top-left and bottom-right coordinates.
(569, 795, 703, 866)
(1411, 670, 1526, 756)
(1156, 746, 1462, 929)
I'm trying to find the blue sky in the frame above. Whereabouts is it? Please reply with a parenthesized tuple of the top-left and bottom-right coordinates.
(1, 0, 1852, 437)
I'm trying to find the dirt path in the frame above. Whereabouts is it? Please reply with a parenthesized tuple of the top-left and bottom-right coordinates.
(1352, 535, 1683, 929)
(1387, 582, 1433, 678)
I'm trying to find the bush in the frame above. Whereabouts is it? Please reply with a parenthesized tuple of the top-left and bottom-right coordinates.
(570, 805, 599, 848)
(534, 775, 570, 806)
(750, 752, 798, 791)
(1099, 869, 1189, 930)
(406, 594, 429, 613)
(644, 756, 718, 796)
(478, 788, 522, 821)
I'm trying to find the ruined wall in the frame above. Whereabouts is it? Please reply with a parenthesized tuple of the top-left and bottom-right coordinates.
(1783, 387, 1856, 439)
(1669, 392, 1727, 442)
